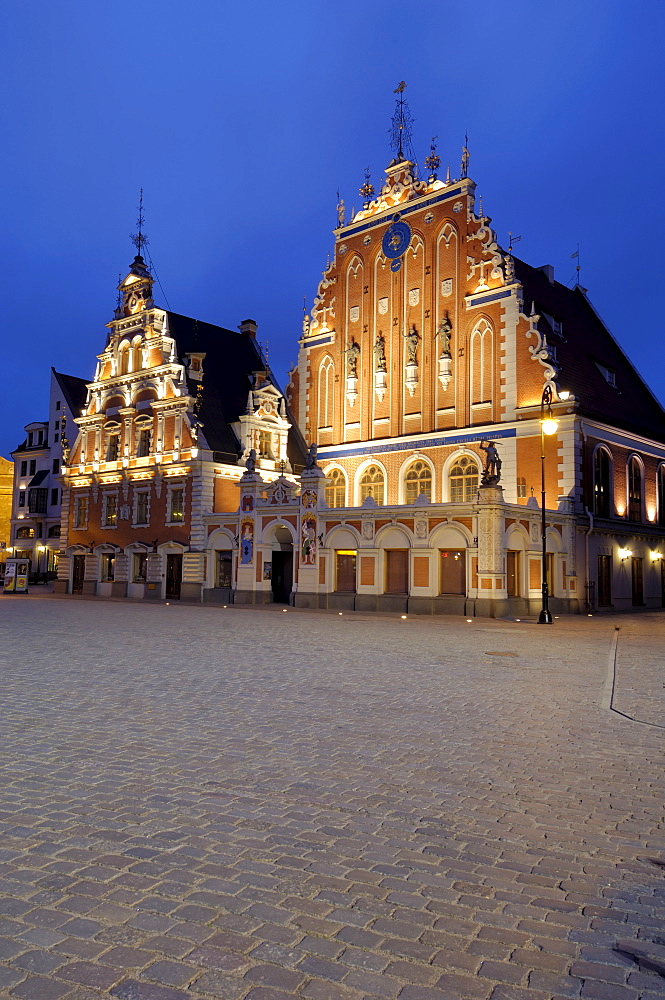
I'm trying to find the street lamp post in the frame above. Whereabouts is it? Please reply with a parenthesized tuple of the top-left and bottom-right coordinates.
(538, 385, 558, 624)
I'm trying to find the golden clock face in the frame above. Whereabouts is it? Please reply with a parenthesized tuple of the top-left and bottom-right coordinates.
(127, 293, 141, 314)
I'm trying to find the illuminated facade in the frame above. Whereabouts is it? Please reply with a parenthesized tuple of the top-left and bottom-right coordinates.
(287, 150, 665, 614)
(55, 253, 309, 602)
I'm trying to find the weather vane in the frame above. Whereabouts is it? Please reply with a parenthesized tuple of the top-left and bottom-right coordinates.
(131, 188, 149, 257)
(424, 136, 440, 180)
(389, 81, 417, 168)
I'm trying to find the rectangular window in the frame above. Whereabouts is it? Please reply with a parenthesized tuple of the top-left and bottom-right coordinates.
(385, 550, 409, 594)
(55, 401, 61, 411)
(169, 488, 184, 523)
(106, 434, 119, 461)
(136, 427, 151, 457)
(29, 459, 36, 475)
(101, 553, 115, 582)
(28, 488, 48, 514)
(20, 460, 27, 477)
(133, 552, 147, 582)
(335, 550, 356, 593)
(52, 458, 59, 474)
(216, 551, 232, 588)
(18, 491, 25, 507)
(38, 430, 44, 445)
(440, 549, 466, 595)
(54, 433, 59, 443)
(258, 430, 272, 457)
(517, 477, 527, 499)
(50, 488, 59, 506)
(55, 420, 60, 429)
(103, 494, 118, 527)
(597, 554, 612, 606)
(74, 495, 88, 529)
(135, 491, 149, 525)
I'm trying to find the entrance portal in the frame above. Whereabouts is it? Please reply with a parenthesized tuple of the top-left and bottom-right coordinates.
(72, 554, 85, 594)
(271, 551, 293, 604)
(166, 554, 182, 599)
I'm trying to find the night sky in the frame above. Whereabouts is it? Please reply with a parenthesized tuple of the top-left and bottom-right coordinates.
(2, 0, 663, 459)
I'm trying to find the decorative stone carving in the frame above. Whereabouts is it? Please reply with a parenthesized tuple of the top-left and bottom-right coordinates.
(349, 306, 359, 322)
(480, 441, 502, 486)
(408, 288, 420, 306)
(362, 519, 374, 539)
(378, 297, 388, 315)
(415, 519, 427, 538)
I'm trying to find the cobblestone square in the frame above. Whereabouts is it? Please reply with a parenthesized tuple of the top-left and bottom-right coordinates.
(0, 597, 664, 999)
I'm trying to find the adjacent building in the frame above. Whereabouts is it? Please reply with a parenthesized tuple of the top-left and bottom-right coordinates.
(8, 369, 87, 581)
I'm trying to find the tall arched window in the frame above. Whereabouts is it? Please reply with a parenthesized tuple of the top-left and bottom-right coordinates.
(593, 448, 611, 517)
(449, 456, 479, 502)
(404, 460, 432, 503)
(658, 465, 665, 526)
(360, 465, 385, 505)
(120, 343, 130, 375)
(470, 319, 493, 405)
(318, 357, 334, 430)
(325, 468, 346, 508)
(628, 457, 642, 522)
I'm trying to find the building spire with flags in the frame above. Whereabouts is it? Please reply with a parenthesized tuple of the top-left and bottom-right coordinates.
(571, 244, 581, 284)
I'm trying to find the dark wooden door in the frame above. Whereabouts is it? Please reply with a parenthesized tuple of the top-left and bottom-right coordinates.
(506, 551, 519, 597)
(598, 554, 612, 606)
(166, 554, 182, 599)
(271, 551, 293, 604)
(440, 550, 465, 594)
(385, 550, 408, 593)
(335, 552, 356, 593)
(72, 554, 85, 594)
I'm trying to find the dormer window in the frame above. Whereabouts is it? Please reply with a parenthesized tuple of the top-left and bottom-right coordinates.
(596, 362, 616, 387)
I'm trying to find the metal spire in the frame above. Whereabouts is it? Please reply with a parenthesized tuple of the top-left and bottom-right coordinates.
(389, 82, 417, 169)
(130, 188, 149, 257)
(359, 166, 375, 207)
(460, 133, 470, 179)
(424, 136, 440, 181)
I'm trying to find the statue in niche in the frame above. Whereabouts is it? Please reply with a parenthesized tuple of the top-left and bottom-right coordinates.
(480, 441, 502, 486)
(404, 325, 419, 364)
(436, 314, 453, 356)
(373, 333, 386, 371)
(345, 340, 360, 377)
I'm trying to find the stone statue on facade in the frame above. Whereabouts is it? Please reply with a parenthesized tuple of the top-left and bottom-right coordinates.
(436, 314, 452, 356)
(345, 340, 360, 377)
(244, 448, 257, 473)
(404, 325, 419, 364)
(373, 333, 386, 371)
(480, 441, 502, 485)
(305, 443, 319, 469)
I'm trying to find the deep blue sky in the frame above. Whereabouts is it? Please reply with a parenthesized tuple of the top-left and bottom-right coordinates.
(2, 0, 664, 458)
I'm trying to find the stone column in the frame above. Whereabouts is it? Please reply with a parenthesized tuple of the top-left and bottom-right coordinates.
(294, 465, 325, 609)
(475, 485, 507, 617)
(234, 469, 264, 604)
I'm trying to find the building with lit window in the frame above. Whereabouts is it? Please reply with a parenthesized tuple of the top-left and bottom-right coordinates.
(8, 369, 88, 582)
(287, 132, 665, 614)
(55, 252, 308, 602)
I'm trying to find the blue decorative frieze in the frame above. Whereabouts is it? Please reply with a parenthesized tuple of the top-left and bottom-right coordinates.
(319, 426, 516, 460)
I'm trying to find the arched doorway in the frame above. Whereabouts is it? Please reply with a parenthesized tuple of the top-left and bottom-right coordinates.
(270, 526, 293, 604)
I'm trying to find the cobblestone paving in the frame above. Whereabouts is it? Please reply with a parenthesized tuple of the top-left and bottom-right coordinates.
(0, 597, 664, 1000)
(611, 619, 665, 729)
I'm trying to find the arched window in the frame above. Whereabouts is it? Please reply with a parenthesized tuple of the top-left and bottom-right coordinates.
(120, 343, 130, 375)
(470, 319, 493, 406)
(593, 448, 611, 517)
(318, 357, 334, 430)
(105, 424, 120, 462)
(325, 468, 346, 508)
(360, 465, 385, 505)
(658, 465, 665, 527)
(449, 456, 479, 502)
(628, 457, 642, 522)
(404, 460, 432, 503)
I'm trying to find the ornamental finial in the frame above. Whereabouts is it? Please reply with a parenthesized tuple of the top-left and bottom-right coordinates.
(359, 166, 375, 207)
(130, 188, 149, 257)
(389, 81, 417, 168)
(424, 136, 440, 181)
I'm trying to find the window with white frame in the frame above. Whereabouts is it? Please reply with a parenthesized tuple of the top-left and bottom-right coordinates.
(136, 424, 151, 457)
(404, 460, 432, 503)
(106, 428, 120, 461)
(449, 456, 479, 502)
(168, 486, 185, 523)
(73, 495, 88, 528)
(103, 493, 118, 527)
(134, 490, 150, 526)
(359, 465, 385, 504)
(133, 552, 147, 582)
(101, 553, 115, 581)
(325, 468, 346, 508)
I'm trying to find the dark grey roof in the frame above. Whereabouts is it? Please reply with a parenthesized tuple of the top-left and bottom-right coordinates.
(514, 259, 665, 441)
(166, 312, 309, 469)
(28, 470, 48, 487)
(52, 369, 88, 419)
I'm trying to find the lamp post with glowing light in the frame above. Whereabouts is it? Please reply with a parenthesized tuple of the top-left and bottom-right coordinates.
(538, 385, 558, 624)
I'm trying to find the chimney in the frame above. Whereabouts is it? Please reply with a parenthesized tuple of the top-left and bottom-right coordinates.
(537, 264, 555, 284)
(239, 319, 258, 339)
